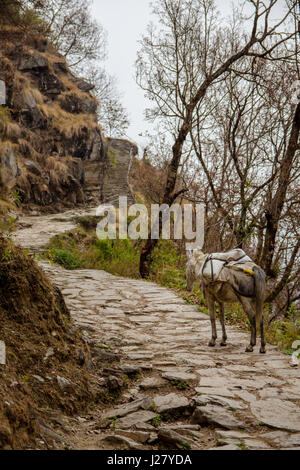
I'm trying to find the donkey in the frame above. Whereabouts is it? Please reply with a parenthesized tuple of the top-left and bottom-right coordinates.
(186, 249, 266, 353)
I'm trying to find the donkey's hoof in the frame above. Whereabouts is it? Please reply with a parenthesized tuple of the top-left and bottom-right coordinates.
(245, 345, 254, 352)
(208, 341, 216, 347)
(220, 342, 227, 347)
(260, 347, 266, 354)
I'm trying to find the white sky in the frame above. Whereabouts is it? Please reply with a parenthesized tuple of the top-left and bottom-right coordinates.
(91, 0, 290, 149)
(91, 0, 152, 147)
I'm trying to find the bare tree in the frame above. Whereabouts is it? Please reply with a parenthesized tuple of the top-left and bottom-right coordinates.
(32, 0, 130, 136)
(137, 0, 298, 278)
(188, 55, 299, 310)
(80, 65, 130, 137)
(36, 0, 106, 67)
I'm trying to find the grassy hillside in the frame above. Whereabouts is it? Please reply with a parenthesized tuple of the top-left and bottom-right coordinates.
(0, 234, 110, 449)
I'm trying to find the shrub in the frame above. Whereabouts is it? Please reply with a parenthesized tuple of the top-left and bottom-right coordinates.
(266, 307, 300, 352)
(48, 247, 82, 270)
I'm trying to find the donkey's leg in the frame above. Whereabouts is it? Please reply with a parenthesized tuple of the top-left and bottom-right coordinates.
(260, 316, 266, 354)
(238, 297, 256, 352)
(218, 302, 227, 346)
(207, 296, 217, 347)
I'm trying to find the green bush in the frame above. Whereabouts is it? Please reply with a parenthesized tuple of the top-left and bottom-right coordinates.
(151, 240, 186, 289)
(266, 307, 300, 352)
(48, 248, 82, 270)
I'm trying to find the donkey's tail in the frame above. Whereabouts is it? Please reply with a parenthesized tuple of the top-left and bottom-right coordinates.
(253, 266, 266, 324)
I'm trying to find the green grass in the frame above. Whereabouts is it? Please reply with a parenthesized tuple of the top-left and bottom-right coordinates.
(150, 240, 187, 289)
(179, 441, 191, 450)
(44, 230, 141, 278)
(48, 247, 83, 270)
(172, 380, 190, 390)
(96, 343, 112, 351)
(151, 415, 161, 428)
(265, 310, 300, 351)
(237, 442, 249, 450)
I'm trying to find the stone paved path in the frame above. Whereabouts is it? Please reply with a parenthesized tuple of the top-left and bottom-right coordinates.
(13, 209, 300, 450)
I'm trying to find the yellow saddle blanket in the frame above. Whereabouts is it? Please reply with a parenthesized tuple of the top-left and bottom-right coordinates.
(226, 260, 257, 276)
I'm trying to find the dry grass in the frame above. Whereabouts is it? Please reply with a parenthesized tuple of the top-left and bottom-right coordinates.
(60, 74, 82, 92)
(13, 70, 31, 91)
(22, 86, 44, 105)
(0, 140, 14, 155)
(0, 199, 15, 215)
(0, 53, 14, 82)
(59, 88, 98, 105)
(59, 75, 98, 103)
(0, 236, 99, 449)
(45, 52, 68, 72)
(18, 138, 37, 160)
(3, 121, 21, 140)
(0, 108, 19, 141)
(39, 102, 100, 139)
(47, 156, 71, 185)
(47, 155, 71, 171)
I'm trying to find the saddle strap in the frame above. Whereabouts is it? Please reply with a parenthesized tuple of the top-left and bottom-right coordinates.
(201, 254, 253, 282)
(201, 254, 226, 282)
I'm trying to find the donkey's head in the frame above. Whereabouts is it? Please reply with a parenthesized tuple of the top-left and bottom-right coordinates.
(185, 249, 206, 291)
(185, 258, 195, 291)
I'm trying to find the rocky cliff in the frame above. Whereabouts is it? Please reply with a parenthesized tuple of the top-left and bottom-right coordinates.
(0, 29, 136, 212)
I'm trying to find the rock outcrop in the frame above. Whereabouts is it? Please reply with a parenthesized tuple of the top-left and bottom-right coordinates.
(0, 29, 136, 211)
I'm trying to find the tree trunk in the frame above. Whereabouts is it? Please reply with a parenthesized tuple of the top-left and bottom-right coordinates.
(261, 102, 300, 277)
(139, 116, 192, 278)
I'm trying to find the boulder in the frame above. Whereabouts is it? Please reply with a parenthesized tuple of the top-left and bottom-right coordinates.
(59, 92, 97, 114)
(208, 444, 240, 450)
(115, 410, 157, 430)
(76, 79, 95, 92)
(20, 91, 46, 129)
(39, 72, 63, 96)
(1, 146, 18, 182)
(193, 395, 247, 410)
(158, 429, 196, 449)
(18, 52, 48, 71)
(140, 377, 167, 390)
(162, 371, 196, 382)
(104, 397, 153, 419)
(153, 393, 190, 415)
(99, 434, 144, 450)
(65, 127, 106, 162)
(261, 430, 300, 448)
(215, 430, 251, 439)
(117, 364, 141, 375)
(113, 429, 151, 444)
(53, 62, 68, 74)
(92, 347, 120, 364)
(191, 405, 247, 430)
(56, 375, 72, 392)
(106, 375, 124, 391)
(250, 399, 300, 432)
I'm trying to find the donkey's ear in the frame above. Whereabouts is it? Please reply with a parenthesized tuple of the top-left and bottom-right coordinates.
(186, 249, 193, 260)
